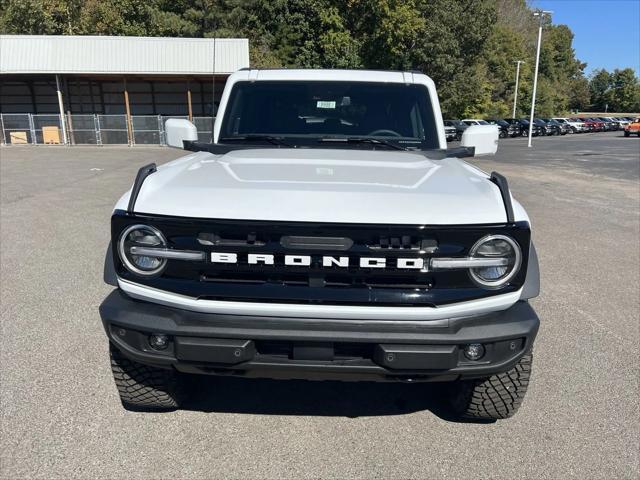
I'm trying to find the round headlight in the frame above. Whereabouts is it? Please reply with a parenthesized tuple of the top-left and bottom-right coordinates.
(118, 224, 167, 276)
(469, 235, 522, 288)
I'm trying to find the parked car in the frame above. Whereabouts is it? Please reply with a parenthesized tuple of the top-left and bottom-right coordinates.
(614, 117, 631, 128)
(552, 117, 587, 133)
(534, 118, 559, 136)
(605, 117, 628, 130)
(101, 68, 540, 420)
(486, 118, 520, 138)
(623, 118, 640, 136)
(589, 118, 607, 131)
(540, 118, 569, 135)
(567, 117, 588, 131)
(504, 118, 543, 136)
(444, 123, 457, 141)
(578, 118, 603, 132)
(444, 119, 468, 140)
(597, 117, 618, 131)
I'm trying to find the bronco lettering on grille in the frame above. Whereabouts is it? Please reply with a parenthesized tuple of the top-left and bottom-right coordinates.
(210, 252, 427, 270)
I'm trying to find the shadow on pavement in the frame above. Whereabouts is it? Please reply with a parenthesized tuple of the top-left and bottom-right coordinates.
(177, 375, 494, 423)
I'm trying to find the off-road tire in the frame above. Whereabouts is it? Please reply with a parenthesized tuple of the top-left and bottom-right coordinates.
(110, 344, 184, 410)
(448, 350, 533, 420)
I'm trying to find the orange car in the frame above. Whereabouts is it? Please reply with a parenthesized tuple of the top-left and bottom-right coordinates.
(623, 118, 640, 136)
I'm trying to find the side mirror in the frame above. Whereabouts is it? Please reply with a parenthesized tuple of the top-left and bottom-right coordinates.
(460, 124, 499, 156)
(165, 119, 198, 148)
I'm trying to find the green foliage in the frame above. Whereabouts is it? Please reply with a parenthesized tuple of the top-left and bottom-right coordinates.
(608, 68, 640, 112)
(589, 68, 640, 113)
(1, 0, 638, 115)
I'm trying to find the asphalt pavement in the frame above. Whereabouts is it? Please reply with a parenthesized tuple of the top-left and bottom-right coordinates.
(1, 132, 638, 479)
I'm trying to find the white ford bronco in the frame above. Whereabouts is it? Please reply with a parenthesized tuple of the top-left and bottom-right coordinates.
(101, 69, 539, 420)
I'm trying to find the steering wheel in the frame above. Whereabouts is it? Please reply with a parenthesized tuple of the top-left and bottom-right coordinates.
(367, 129, 402, 137)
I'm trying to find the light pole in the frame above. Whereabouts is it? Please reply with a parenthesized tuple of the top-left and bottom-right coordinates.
(528, 10, 552, 148)
(512, 60, 524, 118)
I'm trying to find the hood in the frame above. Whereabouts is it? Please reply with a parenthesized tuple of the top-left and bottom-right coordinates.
(120, 148, 510, 225)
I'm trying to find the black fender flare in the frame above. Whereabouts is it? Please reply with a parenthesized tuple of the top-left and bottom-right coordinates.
(104, 241, 118, 287)
(520, 242, 540, 300)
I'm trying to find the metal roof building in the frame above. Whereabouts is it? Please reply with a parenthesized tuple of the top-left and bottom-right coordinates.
(0, 35, 249, 145)
(0, 35, 249, 75)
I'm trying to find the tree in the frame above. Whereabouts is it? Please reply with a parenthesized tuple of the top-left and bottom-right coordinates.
(589, 69, 612, 111)
(608, 68, 640, 112)
(0, 0, 83, 34)
(568, 76, 590, 112)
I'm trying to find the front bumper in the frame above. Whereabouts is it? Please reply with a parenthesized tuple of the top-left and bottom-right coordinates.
(445, 130, 457, 140)
(100, 290, 539, 382)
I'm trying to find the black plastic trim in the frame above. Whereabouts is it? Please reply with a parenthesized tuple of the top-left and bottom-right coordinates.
(103, 241, 117, 287)
(110, 212, 531, 307)
(100, 289, 539, 381)
(490, 172, 515, 223)
(127, 163, 157, 213)
(520, 242, 540, 300)
(445, 146, 475, 158)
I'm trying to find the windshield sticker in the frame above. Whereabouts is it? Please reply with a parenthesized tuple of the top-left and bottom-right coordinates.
(317, 101, 336, 109)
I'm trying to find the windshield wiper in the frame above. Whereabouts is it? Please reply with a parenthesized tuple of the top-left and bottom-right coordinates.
(319, 137, 408, 151)
(220, 135, 293, 147)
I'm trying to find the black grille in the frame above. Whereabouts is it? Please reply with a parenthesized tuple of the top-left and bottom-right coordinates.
(112, 211, 531, 307)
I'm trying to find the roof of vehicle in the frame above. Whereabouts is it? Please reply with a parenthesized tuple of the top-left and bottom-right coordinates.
(233, 68, 434, 84)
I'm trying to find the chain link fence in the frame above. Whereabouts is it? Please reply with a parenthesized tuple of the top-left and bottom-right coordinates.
(69, 114, 99, 144)
(1, 114, 33, 144)
(0, 113, 215, 146)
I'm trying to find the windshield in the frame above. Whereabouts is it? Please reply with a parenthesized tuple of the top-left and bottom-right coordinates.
(220, 81, 440, 149)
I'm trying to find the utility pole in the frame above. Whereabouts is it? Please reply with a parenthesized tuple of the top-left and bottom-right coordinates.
(512, 60, 524, 118)
(55, 74, 68, 145)
(528, 10, 552, 148)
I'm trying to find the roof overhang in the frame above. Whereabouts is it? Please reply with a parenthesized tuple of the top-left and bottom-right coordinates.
(0, 35, 249, 75)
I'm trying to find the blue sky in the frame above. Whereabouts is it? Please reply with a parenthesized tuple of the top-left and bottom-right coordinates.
(531, 0, 640, 76)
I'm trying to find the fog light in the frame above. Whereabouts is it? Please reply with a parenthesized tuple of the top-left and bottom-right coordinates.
(463, 343, 485, 361)
(149, 334, 169, 350)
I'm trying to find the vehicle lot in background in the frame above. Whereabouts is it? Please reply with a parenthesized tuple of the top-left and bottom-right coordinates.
(553, 117, 587, 133)
(540, 118, 569, 135)
(443, 119, 468, 140)
(1, 131, 637, 479)
(487, 118, 520, 138)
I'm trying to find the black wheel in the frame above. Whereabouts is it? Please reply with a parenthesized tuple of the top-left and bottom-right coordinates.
(624, 131, 630, 137)
(448, 350, 533, 420)
(498, 130, 507, 139)
(110, 343, 185, 410)
(520, 129, 528, 137)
